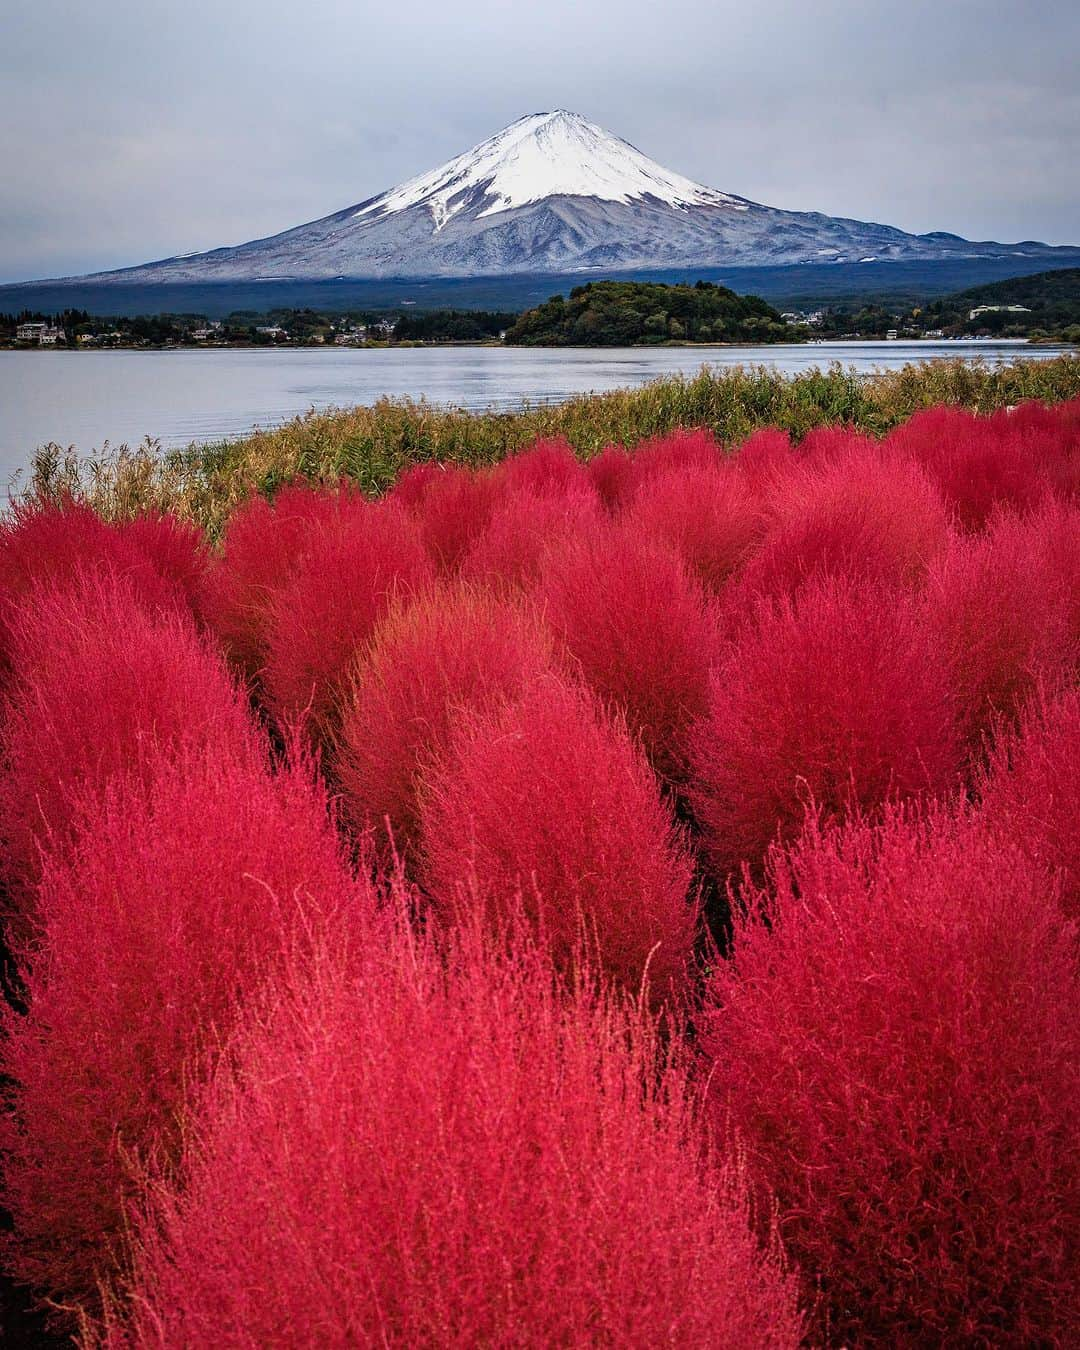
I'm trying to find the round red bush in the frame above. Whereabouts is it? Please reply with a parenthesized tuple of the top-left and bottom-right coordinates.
(418, 674, 698, 998)
(95, 912, 803, 1348)
(726, 440, 949, 609)
(979, 685, 1080, 920)
(689, 575, 961, 879)
(0, 742, 369, 1315)
(922, 500, 1080, 750)
(534, 520, 716, 781)
(621, 462, 762, 593)
(702, 807, 1080, 1345)
(200, 479, 368, 679)
(886, 405, 1054, 529)
(460, 485, 601, 591)
(335, 581, 554, 858)
(0, 570, 254, 919)
(262, 496, 434, 741)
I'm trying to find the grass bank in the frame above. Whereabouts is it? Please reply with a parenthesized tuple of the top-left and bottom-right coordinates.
(24, 354, 1080, 534)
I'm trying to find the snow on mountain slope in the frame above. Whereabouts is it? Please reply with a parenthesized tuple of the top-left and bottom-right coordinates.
(55, 111, 1078, 284)
(355, 111, 747, 228)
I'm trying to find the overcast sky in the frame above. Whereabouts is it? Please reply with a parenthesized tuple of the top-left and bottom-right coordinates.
(2, 0, 1078, 282)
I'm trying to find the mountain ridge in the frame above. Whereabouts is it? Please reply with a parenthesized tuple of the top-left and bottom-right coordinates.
(20, 111, 1080, 285)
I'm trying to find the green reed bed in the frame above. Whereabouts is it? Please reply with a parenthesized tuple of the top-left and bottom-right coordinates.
(23, 354, 1080, 535)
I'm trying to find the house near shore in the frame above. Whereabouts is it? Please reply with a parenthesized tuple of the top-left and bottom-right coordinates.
(16, 322, 66, 345)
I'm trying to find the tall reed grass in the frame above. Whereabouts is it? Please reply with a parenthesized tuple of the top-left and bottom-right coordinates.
(22, 355, 1080, 535)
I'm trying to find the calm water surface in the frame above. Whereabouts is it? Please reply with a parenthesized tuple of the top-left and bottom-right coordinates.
(0, 340, 1068, 491)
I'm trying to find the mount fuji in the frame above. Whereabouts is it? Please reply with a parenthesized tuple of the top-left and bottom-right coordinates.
(41, 111, 1080, 283)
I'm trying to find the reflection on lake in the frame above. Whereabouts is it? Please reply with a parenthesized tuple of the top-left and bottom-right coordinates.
(0, 339, 1069, 490)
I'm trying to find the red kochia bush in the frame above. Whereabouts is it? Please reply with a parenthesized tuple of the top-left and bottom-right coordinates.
(726, 439, 949, 609)
(0, 742, 369, 1314)
(414, 464, 502, 571)
(702, 808, 1080, 1345)
(460, 484, 601, 590)
(262, 496, 434, 740)
(730, 426, 795, 497)
(491, 435, 591, 498)
(0, 499, 185, 666)
(979, 686, 1080, 920)
(626, 426, 722, 491)
(335, 582, 555, 857)
(386, 459, 443, 510)
(586, 442, 635, 510)
(621, 463, 761, 592)
(886, 405, 1053, 529)
(117, 510, 211, 616)
(96, 911, 803, 1349)
(535, 521, 716, 781)
(689, 576, 960, 879)
(922, 500, 1080, 749)
(0, 571, 254, 915)
(419, 675, 697, 998)
(200, 480, 368, 679)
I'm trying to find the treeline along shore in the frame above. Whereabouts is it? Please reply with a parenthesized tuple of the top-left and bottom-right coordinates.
(24, 354, 1080, 535)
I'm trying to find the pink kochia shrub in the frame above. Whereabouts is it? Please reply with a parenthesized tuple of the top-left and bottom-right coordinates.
(689, 576, 960, 878)
(0, 499, 187, 666)
(0, 740, 369, 1314)
(491, 435, 591, 498)
(117, 510, 211, 616)
(535, 522, 716, 781)
(0, 571, 253, 915)
(419, 675, 697, 998)
(626, 426, 722, 491)
(97, 912, 803, 1349)
(335, 582, 554, 857)
(922, 500, 1080, 749)
(200, 480, 368, 679)
(702, 808, 1080, 1345)
(886, 404, 1054, 529)
(411, 464, 501, 571)
(621, 462, 761, 592)
(979, 686, 1080, 919)
(262, 496, 434, 739)
(586, 442, 636, 510)
(460, 484, 601, 590)
(728, 439, 949, 608)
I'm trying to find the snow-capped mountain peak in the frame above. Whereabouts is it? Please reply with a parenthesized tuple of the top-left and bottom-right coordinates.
(57, 110, 1077, 286)
(354, 110, 745, 230)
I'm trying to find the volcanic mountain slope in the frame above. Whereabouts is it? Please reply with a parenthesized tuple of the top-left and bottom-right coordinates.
(66, 111, 1077, 282)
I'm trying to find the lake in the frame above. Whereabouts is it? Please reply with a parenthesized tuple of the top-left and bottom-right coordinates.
(0, 340, 1069, 493)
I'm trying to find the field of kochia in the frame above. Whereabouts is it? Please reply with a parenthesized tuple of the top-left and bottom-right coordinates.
(1, 384, 1079, 1344)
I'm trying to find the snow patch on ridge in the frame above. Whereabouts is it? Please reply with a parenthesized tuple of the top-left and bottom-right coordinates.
(355, 111, 747, 229)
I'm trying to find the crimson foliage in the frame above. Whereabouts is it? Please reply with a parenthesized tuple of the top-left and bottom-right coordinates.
(620, 463, 762, 593)
(0, 499, 185, 668)
(262, 496, 434, 740)
(979, 685, 1080, 920)
(689, 576, 960, 878)
(727, 438, 949, 608)
(0, 571, 253, 918)
(0, 740, 368, 1314)
(535, 521, 716, 781)
(886, 405, 1055, 529)
(922, 500, 1080, 750)
(200, 480, 368, 679)
(335, 582, 554, 857)
(96, 910, 803, 1348)
(702, 807, 1080, 1345)
(460, 485, 601, 590)
(418, 675, 698, 998)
